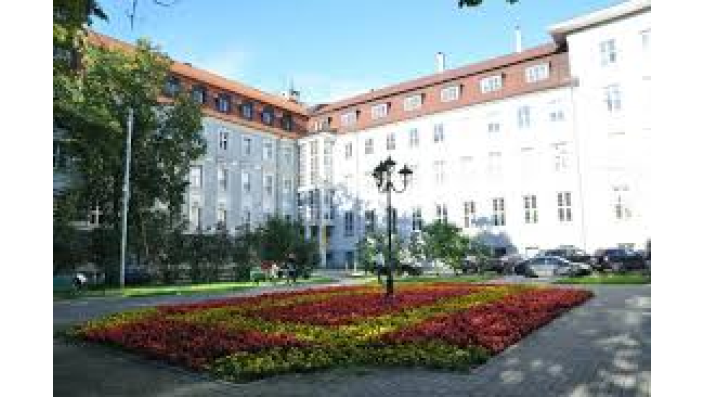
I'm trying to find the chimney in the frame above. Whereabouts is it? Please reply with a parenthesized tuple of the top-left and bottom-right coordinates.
(436, 52, 446, 73)
(514, 25, 523, 53)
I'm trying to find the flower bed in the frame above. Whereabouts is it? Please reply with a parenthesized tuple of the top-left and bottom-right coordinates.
(74, 283, 592, 381)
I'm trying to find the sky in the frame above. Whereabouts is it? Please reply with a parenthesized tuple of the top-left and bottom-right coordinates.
(93, 0, 622, 105)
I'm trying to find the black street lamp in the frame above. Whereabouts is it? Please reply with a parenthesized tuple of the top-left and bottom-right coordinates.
(371, 156, 413, 298)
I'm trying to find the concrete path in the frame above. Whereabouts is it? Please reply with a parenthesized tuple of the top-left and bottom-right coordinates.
(54, 283, 650, 397)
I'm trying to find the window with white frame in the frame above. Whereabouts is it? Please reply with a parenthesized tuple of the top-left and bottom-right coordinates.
(548, 101, 565, 122)
(242, 170, 251, 194)
(604, 84, 622, 113)
(341, 111, 357, 127)
(217, 207, 227, 228)
(463, 201, 477, 228)
(386, 132, 396, 150)
(365, 138, 374, 155)
(261, 106, 274, 125)
(242, 136, 252, 156)
(600, 39, 617, 66)
(241, 102, 253, 119)
(412, 207, 423, 232)
(263, 140, 274, 161)
(557, 192, 573, 222)
(517, 106, 531, 128)
(433, 160, 446, 185)
(344, 211, 355, 236)
(190, 204, 202, 230)
(404, 94, 423, 111)
(283, 147, 293, 165)
(409, 128, 419, 147)
(520, 147, 537, 177)
(492, 198, 505, 226)
(219, 130, 229, 150)
(344, 142, 353, 159)
(487, 121, 501, 134)
(523, 195, 538, 224)
(525, 63, 550, 83)
(217, 166, 228, 191)
(435, 203, 448, 223)
(264, 174, 274, 197)
(216, 94, 231, 113)
(480, 75, 503, 93)
(440, 85, 460, 102)
(613, 185, 632, 220)
(433, 123, 444, 143)
(189, 166, 202, 188)
(371, 103, 389, 120)
(488, 152, 502, 175)
(552, 143, 569, 172)
(365, 210, 376, 233)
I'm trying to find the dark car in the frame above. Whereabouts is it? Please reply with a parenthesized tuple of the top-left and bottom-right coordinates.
(592, 248, 647, 272)
(541, 246, 593, 264)
(124, 267, 152, 285)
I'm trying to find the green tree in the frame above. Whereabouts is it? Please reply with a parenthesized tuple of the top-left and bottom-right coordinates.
(420, 221, 470, 275)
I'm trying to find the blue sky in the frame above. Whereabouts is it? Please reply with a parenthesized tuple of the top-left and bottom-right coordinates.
(93, 0, 621, 105)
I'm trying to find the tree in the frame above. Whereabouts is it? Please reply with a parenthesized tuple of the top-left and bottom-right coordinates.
(356, 231, 404, 274)
(420, 221, 470, 275)
(53, 38, 206, 284)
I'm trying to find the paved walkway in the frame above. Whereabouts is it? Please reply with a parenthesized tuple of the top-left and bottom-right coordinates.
(54, 282, 650, 397)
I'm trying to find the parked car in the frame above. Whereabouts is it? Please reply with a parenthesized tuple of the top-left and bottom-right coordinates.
(499, 253, 526, 274)
(592, 248, 647, 272)
(124, 267, 153, 285)
(518, 256, 591, 278)
(399, 262, 424, 276)
(541, 246, 593, 264)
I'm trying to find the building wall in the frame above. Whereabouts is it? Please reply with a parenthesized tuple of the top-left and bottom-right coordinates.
(565, 8, 651, 251)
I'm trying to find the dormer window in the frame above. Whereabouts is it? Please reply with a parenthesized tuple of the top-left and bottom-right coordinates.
(241, 101, 253, 120)
(282, 113, 293, 131)
(525, 63, 550, 83)
(403, 94, 423, 111)
(215, 93, 231, 113)
(440, 85, 460, 102)
(261, 106, 274, 125)
(371, 103, 389, 119)
(480, 75, 503, 93)
(341, 111, 357, 127)
(191, 85, 207, 104)
(164, 76, 181, 97)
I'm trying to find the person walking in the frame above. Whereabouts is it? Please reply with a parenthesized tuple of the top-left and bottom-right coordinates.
(374, 251, 385, 284)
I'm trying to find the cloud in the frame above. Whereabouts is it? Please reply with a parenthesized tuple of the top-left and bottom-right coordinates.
(196, 47, 250, 81)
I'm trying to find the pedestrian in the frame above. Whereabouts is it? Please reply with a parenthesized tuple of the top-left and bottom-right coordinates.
(374, 251, 385, 284)
(285, 253, 297, 285)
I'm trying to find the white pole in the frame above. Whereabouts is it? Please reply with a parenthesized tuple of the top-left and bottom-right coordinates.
(119, 108, 134, 288)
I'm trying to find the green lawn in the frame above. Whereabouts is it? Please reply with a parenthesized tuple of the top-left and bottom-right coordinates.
(391, 273, 498, 284)
(554, 272, 650, 285)
(54, 276, 336, 300)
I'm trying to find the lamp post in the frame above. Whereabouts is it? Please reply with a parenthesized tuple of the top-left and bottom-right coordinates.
(372, 156, 413, 298)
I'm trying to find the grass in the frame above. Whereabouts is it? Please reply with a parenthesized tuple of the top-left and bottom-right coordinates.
(54, 276, 336, 300)
(554, 272, 650, 285)
(389, 273, 498, 284)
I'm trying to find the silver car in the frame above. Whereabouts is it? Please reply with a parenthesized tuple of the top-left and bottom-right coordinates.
(521, 256, 590, 278)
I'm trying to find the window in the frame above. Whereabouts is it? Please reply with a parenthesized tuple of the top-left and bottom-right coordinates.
(242, 136, 252, 156)
(463, 201, 476, 228)
(459, 156, 474, 179)
(263, 140, 274, 161)
(613, 185, 632, 220)
(217, 207, 227, 229)
(404, 94, 423, 111)
(283, 178, 292, 195)
(261, 106, 274, 125)
(281, 113, 293, 131)
(365, 138, 374, 155)
(412, 208, 423, 232)
(264, 174, 274, 197)
(218, 130, 228, 151)
(189, 166, 202, 188)
(218, 167, 228, 191)
(548, 101, 565, 122)
(191, 86, 206, 104)
(241, 102, 253, 119)
(371, 103, 389, 119)
(523, 195, 538, 224)
(600, 39, 617, 66)
(433, 160, 446, 185)
(440, 85, 460, 102)
(242, 171, 251, 194)
(520, 148, 537, 177)
(310, 140, 319, 185)
(553, 143, 569, 171)
(345, 142, 353, 159)
(365, 210, 376, 233)
(557, 192, 573, 222)
(525, 63, 550, 83)
(164, 76, 181, 97)
(641, 29, 650, 52)
(436, 204, 448, 223)
(386, 132, 396, 150)
(344, 211, 355, 236)
(215, 94, 231, 113)
(433, 123, 444, 143)
(604, 84, 622, 113)
(341, 111, 357, 127)
(487, 121, 501, 134)
(53, 140, 69, 170)
(488, 152, 502, 175)
(517, 106, 531, 129)
(492, 198, 505, 226)
(87, 204, 103, 226)
(282, 147, 293, 165)
(480, 75, 503, 93)
(242, 209, 251, 230)
(409, 128, 419, 147)
(190, 204, 202, 230)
